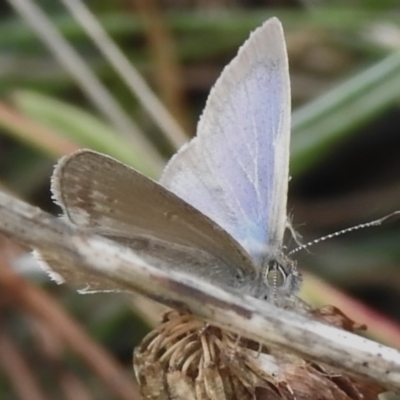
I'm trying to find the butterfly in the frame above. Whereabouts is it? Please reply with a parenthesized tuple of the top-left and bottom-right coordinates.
(37, 17, 302, 307)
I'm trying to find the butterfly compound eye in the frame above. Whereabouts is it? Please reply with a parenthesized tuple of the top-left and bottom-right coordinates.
(264, 261, 287, 288)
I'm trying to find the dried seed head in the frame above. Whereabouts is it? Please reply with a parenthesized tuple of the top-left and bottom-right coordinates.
(133, 309, 387, 400)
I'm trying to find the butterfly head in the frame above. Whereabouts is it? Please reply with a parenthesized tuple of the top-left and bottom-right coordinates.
(259, 255, 302, 304)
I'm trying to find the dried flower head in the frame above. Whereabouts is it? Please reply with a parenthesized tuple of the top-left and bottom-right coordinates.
(134, 308, 387, 400)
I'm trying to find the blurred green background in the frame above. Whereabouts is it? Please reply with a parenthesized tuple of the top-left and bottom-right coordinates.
(1, 0, 400, 399)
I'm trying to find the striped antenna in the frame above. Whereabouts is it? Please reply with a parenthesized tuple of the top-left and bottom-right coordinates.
(289, 211, 400, 255)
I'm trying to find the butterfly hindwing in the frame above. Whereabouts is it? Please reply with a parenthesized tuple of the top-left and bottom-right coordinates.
(44, 150, 256, 291)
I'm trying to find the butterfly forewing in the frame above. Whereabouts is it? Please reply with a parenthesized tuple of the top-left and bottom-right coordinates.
(46, 150, 256, 290)
(161, 18, 291, 265)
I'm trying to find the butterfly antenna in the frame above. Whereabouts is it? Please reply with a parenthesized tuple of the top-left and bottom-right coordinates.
(288, 211, 400, 256)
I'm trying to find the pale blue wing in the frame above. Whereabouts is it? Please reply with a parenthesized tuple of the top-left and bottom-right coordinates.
(161, 18, 291, 266)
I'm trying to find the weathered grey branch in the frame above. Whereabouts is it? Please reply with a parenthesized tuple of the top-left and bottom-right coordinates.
(0, 190, 399, 391)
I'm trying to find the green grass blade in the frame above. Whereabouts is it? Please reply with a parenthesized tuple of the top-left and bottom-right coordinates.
(12, 90, 161, 177)
(291, 50, 400, 176)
